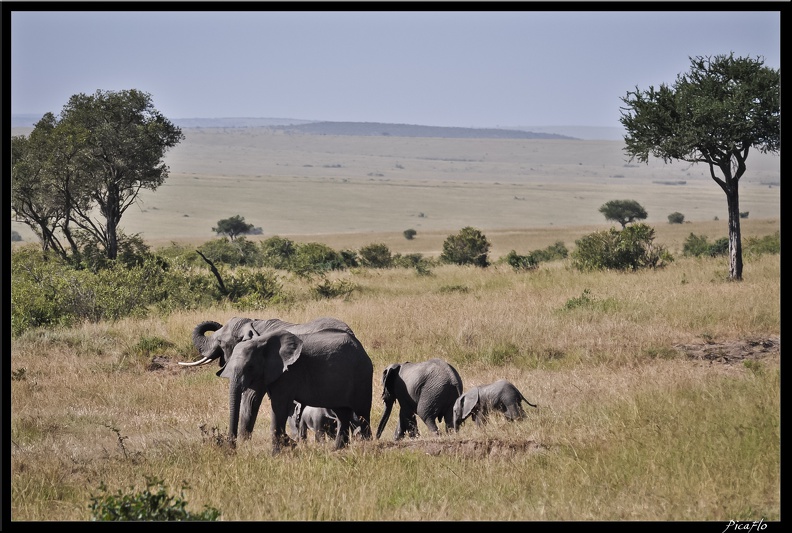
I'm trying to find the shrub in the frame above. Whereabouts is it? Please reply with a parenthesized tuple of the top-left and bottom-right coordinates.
(197, 237, 263, 268)
(403, 229, 417, 240)
(682, 233, 711, 257)
(570, 223, 673, 272)
(89, 476, 220, 521)
(259, 236, 297, 270)
(668, 212, 685, 224)
(440, 227, 491, 267)
(358, 243, 393, 268)
(739, 211, 750, 219)
(505, 250, 538, 271)
(224, 267, 282, 304)
(311, 278, 357, 299)
(708, 237, 729, 257)
(291, 242, 346, 276)
(744, 231, 780, 256)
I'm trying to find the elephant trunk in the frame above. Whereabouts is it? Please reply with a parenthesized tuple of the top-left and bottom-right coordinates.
(376, 399, 394, 439)
(192, 321, 222, 354)
(182, 321, 224, 367)
(228, 378, 243, 443)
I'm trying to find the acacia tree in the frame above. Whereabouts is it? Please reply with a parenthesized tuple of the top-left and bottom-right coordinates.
(620, 53, 779, 280)
(598, 199, 648, 229)
(11, 89, 184, 261)
(213, 215, 255, 241)
(11, 113, 92, 259)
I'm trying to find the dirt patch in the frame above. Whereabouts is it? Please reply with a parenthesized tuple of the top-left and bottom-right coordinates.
(371, 438, 547, 458)
(674, 336, 780, 365)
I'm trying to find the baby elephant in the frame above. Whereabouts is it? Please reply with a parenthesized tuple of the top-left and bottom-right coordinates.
(452, 379, 537, 430)
(287, 402, 339, 442)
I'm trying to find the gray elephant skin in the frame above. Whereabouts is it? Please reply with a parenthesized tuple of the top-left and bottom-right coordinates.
(288, 402, 339, 442)
(376, 358, 464, 440)
(182, 316, 373, 453)
(452, 379, 537, 430)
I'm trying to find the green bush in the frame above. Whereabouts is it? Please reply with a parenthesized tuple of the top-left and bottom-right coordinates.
(259, 236, 297, 270)
(89, 476, 220, 521)
(708, 237, 729, 257)
(667, 212, 685, 224)
(682, 233, 731, 258)
(440, 226, 491, 267)
(197, 237, 263, 268)
(570, 223, 673, 272)
(311, 278, 357, 299)
(224, 267, 282, 304)
(682, 233, 711, 257)
(505, 250, 538, 271)
(291, 242, 346, 276)
(745, 231, 780, 256)
(403, 229, 417, 240)
(358, 243, 393, 268)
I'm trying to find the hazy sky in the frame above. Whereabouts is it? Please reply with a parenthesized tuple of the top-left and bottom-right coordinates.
(9, 8, 781, 129)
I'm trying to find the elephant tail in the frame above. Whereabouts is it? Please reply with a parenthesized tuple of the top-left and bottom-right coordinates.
(520, 392, 538, 409)
(376, 400, 394, 439)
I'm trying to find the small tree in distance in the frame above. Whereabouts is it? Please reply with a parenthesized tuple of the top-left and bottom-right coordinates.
(213, 215, 254, 241)
(668, 212, 685, 224)
(598, 199, 648, 229)
(440, 226, 491, 267)
(403, 229, 417, 240)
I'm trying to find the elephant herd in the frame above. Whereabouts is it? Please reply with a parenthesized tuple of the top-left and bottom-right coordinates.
(180, 316, 537, 454)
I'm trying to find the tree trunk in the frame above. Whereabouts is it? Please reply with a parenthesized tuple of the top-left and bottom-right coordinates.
(726, 188, 743, 281)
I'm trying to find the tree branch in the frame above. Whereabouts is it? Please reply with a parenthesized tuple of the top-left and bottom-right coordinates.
(196, 250, 227, 295)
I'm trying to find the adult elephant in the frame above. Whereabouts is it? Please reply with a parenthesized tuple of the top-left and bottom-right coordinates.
(452, 379, 537, 430)
(375, 358, 463, 440)
(180, 316, 373, 453)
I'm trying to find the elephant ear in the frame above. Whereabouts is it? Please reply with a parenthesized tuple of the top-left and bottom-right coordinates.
(217, 331, 303, 386)
(461, 388, 480, 420)
(239, 321, 260, 342)
(253, 331, 303, 379)
(381, 364, 401, 399)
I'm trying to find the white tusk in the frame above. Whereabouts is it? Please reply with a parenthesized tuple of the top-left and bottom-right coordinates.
(178, 357, 213, 367)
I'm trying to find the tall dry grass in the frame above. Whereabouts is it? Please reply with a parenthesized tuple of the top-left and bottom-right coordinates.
(10, 246, 779, 521)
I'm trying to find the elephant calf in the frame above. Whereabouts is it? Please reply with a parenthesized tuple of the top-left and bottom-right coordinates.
(288, 402, 364, 443)
(287, 402, 339, 442)
(452, 379, 537, 430)
(376, 358, 464, 440)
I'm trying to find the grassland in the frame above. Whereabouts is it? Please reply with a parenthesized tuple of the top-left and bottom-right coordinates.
(10, 126, 781, 248)
(9, 127, 780, 522)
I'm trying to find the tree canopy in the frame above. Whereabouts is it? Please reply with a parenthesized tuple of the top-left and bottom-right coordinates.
(620, 53, 779, 280)
(440, 226, 491, 267)
(598, 199, 648, 229)
(213, 215, 255, 241)
(11, 89, 184, 262)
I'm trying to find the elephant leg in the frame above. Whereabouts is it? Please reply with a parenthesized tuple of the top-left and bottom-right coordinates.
(357, 413, 373, 440)
(422, 415, 440, 435)
(270, 400, 297, 455)
(240, 388, 264, 439)
(333, 407, 354, 450)
(397, 411, 419, 440)
(504, 404, 524, 421)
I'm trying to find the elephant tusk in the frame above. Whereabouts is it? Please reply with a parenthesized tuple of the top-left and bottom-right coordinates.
(178, 357, 214, 367)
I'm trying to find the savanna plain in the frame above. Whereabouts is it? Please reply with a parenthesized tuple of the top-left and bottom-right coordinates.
(9, 127, 781, 521)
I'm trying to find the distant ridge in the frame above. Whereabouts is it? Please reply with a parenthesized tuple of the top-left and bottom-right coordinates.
(12, 115, 585, 140)
(268, 121, 577, 140)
